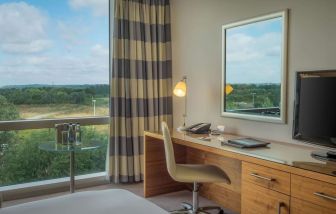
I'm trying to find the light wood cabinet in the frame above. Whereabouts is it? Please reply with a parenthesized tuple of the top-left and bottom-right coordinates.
(291, 197, 335, 214)
(242, 162, 290, 195)
(291, 174, 336, 210)
(242, 181, 289, 214)
(242, 162, 336, 213)
(144, 132, 336, 214)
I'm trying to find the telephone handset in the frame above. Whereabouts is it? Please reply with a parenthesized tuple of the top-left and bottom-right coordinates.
(182, 123, 211, 134)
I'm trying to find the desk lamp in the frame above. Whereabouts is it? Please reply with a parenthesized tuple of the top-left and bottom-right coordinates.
(173, 76, 187, 131)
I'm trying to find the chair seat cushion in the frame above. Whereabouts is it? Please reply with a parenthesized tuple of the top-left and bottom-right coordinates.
(174, 164, 231, 184)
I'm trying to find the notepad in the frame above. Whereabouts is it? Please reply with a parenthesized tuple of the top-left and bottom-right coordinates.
(222, 138, 270, 148)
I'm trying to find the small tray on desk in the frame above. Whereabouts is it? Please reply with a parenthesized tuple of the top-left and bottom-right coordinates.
(222, 138, 270, 148)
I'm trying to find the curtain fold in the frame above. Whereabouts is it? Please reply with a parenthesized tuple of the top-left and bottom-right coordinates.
(109, 0, 172, 183)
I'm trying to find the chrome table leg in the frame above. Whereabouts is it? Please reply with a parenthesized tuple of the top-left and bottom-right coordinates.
(0, 192, 3, 208)
(70, 151, 75, 193)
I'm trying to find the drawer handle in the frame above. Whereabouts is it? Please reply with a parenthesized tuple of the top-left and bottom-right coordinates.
(278, 202, 285, 214)
(314, 192, 336, 201)
(250, 173, 275, 181)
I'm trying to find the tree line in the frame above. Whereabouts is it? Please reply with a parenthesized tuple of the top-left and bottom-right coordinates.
(0, 84, 109, 105)
(226, 83, 281, 109)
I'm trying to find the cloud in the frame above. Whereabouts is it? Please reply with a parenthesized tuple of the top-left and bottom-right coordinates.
(1, 40, 52, 54)
(0, 45, 109, 86)
(0, 1, 109, 86)
(57, 20, 89, 48)
(22, 56, 50, 65)
(0, 2, 52, 54)
(91, 44, 109, 57)
(226, 32, 282, 84)
(69, 0, 108, 16)
(227, 32, 281, 62)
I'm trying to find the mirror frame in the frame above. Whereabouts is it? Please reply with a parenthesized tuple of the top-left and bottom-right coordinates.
(221, 10, 288, 123)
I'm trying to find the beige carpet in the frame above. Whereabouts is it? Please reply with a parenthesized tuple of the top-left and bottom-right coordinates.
(2, 183, 235, 214)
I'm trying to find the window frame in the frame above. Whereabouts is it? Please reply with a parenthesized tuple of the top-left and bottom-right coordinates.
(221, 10, 288, 124)
(0, 117, 109, 131)
(0, 0, 112, 198)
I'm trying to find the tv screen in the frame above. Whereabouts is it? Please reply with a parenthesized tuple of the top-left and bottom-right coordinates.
(293, 71, 336, 148)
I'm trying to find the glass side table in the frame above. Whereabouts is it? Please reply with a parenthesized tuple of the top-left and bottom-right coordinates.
(39, 141, 103, 193)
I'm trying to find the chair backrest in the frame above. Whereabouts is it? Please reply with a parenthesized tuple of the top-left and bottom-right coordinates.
(161, 121, 177, 178)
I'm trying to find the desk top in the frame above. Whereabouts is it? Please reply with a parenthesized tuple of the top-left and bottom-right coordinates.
(144, 130, 336, 178)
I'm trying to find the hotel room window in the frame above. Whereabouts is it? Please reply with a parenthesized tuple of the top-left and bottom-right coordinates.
(0, 0, 110, 187)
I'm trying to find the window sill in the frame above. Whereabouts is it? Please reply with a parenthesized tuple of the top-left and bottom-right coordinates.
(0, 172, 109, 201)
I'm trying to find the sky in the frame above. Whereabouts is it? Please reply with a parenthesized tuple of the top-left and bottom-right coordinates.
(226, 17, 283, 84)
(0, 0, 109, 87)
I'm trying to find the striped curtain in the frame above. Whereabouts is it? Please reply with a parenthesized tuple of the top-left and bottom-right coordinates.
(109, 0, 172, 183)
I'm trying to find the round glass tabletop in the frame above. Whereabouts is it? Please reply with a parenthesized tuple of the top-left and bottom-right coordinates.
(39, 140, 103, 153)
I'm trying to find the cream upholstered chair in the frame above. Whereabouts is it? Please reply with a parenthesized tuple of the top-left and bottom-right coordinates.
(161, 122, 230, 214)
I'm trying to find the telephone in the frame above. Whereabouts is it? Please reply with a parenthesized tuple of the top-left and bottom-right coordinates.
(183, 123, 211, 134)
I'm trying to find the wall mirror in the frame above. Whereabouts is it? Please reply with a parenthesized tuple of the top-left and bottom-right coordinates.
(222, 11, 288, 123)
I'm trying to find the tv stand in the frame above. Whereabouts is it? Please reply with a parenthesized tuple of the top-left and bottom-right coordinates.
(311, 150, 336, 162)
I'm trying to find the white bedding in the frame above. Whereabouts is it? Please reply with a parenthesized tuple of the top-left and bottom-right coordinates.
(0, 189, 168, 214)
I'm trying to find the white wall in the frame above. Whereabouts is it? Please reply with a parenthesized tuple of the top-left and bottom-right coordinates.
(171, 0, 336, 144)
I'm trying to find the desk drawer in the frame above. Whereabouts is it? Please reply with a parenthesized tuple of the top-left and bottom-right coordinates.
(242, 162, 290, 195)
(242, 181, 290, 214)
(291, 197, 335, 214)
(291, 174, 336, 210)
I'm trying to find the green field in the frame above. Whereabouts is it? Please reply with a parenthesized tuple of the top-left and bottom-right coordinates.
(0, 85, 109, 187)
(0, 85, 110, 120)
(18, 99, 109, 120)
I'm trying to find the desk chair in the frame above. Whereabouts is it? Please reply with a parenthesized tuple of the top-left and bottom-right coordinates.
(161, 122, 231, 214)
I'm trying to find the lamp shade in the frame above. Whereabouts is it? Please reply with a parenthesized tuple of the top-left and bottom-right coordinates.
(173, 81, 187, 97)
(225, 84, 233, 95)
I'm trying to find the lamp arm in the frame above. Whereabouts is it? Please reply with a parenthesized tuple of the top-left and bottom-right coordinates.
(183, 76, 187, 127)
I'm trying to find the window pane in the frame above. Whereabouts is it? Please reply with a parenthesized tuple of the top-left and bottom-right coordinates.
(0, 125, 108, 187)
(224, 16, 283, 118)
(0, 1, 109, 121)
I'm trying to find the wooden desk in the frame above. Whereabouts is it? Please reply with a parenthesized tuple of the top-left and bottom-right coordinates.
(144, 131, 336, 214)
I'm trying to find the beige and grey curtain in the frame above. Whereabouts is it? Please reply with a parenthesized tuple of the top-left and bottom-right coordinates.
(109, 0, 172, 183)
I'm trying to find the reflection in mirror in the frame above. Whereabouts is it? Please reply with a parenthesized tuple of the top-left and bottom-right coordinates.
(222, 11, 287, 123)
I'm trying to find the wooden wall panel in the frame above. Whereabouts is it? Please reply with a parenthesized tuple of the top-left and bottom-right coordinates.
(205, 152, 242, 193)
(186, 147, 242, 213)
(201, 184, 241, 213)
(144, 136, 187, 197)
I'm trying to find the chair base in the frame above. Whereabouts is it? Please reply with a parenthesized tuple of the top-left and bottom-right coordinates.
(170, 202, 225, 214)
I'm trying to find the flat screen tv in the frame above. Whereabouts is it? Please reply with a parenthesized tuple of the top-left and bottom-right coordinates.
(293, 70, 336, 150)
